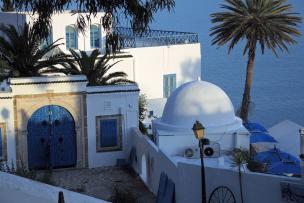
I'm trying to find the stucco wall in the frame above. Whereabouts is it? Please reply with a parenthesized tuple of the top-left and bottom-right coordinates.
(0, 12, 26, 30)
(0, 172, 108, 203)
(119, 43, 201, 99)
(48, 12, 106, 52)
(131, 128, 303, 203)
(130, 128, 178, 194)
(0, 92, 15, 165)
(177, 162, 302, 203)
(86, 85, 139, 168)
(0, 11, 106, 52)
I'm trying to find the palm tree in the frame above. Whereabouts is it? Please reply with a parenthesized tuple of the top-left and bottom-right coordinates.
(210, 0, 302, 122)
(0, 23, 68, 78)
(231, 148, 249, 203)
(1, 0, 14, 11)
(54, 49, 134, 86)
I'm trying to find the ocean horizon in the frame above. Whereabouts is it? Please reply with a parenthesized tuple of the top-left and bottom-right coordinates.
(150, 0, 304, 128)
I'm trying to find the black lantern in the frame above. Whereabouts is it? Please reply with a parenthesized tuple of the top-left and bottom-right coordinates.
(192, 120, 205, 140)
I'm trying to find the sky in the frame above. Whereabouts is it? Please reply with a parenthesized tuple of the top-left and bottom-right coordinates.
(149, 0, 304, 127)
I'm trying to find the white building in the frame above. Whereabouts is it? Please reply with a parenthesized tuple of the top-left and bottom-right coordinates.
(0, 11, 201, 103)
(268, 120, 304, 158)
(0, 75, 139, 169)
(0, 76, 303, 203)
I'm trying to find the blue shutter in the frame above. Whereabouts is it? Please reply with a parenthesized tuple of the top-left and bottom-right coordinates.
(100, 119, 118, 147)
(163, 74, 176, 98)
(0, 128, 2, 158)
(90, 25, 100, 48)
(66, 26, 77, 49)
(163, 76, 167, 98)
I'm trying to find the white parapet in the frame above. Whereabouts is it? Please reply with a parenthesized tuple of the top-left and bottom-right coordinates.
(0, 172, 108, 203)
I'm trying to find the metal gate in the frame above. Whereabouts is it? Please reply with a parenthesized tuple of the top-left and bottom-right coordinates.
(27, 105, 77, 170)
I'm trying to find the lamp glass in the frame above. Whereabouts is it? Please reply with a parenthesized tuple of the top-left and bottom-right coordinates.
(192, 121, 205, 140)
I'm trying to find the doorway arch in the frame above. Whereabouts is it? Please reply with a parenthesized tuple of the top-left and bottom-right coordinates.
(27, 105, 77, 170)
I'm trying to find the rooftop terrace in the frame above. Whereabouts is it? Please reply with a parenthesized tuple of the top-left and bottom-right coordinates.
(114, 27, 199, 49)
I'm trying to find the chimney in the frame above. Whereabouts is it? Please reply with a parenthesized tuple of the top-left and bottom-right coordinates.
(299, 128, 304, 180)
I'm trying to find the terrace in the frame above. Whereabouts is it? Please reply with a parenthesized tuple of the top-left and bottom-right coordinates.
(114, 27, 199, 49)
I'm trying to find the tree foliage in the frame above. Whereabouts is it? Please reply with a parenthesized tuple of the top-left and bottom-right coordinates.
(1, 0, 14, 11)
(139, 94, 148, 134)
(0, 23, 68, 78)
(51, 49, 134, 86)
(12, 0, 175, 39)
(210, 0, 302, 121)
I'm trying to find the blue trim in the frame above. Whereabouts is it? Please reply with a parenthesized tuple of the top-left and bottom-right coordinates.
(66, 25, 78, 49)
(163, 74, 176, 98)
(99, 119, 118, 147)
(90, 25, 101, 48)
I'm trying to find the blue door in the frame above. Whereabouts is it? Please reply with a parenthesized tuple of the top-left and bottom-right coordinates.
(27, 105, 77, 170)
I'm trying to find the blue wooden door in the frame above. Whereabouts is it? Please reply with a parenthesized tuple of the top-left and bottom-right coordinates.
(27, 105, 76, 170)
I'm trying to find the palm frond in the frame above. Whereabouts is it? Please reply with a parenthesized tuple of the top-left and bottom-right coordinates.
(210, 0, 302, 56)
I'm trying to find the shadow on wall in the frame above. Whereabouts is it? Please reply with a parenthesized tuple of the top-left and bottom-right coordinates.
(180, 59, 201, 84)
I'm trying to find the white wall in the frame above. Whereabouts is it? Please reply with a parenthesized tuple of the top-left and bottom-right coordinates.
(116, 43, 201, 99)
(49, 12, 106, 52)
(130, 128, 179, 194)
(0, 12, 201, 100)
(177, 162, 302, 203)
(0, 11, 106, 52)
(0, 12, 26, 30)
(86, 85, 139, 168)
(0, 172, 108, 203)
(131, 128, 303, 203)
(0, 92, 15, 166)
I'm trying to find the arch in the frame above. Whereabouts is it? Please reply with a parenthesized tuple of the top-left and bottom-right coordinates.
(90, 24, 101, 48)
(27, 105, 77, 170)
(140, 154, 148, 184)
(66, 25, 78, 49)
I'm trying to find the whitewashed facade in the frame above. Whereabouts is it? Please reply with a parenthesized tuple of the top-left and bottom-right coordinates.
(0, 11, 201, 101)
(0, 76, 139, 169)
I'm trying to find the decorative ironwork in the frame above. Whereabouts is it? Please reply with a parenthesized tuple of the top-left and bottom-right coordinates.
(114, 27, 199, 49)
(281, 182, 304, 202)
(208, 186, 236, 203)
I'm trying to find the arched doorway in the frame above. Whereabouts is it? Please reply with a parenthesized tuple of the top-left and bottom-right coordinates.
(27, 105, 77, 170)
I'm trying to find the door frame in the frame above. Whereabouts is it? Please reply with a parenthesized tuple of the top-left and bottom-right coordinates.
(27, 105, 78, 170)
(14, 92, 88, 170)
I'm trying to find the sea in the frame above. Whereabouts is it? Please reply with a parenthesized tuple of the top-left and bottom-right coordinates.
(151, 0, 304, 128)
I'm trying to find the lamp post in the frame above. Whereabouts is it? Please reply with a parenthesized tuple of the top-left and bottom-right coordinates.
(299, 128, 304, 181)
(192, 120, 209, 203)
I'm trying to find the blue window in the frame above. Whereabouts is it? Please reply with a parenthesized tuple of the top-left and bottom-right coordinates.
(96, 115, 122, 152)
(66, 25, 78, 49)
(163, 74, 176, 98)
(41, 29, 53, 48)
(90, 25, 101, 48)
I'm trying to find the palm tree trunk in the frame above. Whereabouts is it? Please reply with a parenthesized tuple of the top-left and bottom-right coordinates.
(240, 49, 256, 122)
(238, 166, 244, 203)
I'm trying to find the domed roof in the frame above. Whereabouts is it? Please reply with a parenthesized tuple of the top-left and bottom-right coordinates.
(160, 80, 239, 130)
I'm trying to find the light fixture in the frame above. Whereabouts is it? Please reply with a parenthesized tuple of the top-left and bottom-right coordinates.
(192, 120, 205, 140)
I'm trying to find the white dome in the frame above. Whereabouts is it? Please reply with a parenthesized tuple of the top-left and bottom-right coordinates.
(160, 80, 240, 130)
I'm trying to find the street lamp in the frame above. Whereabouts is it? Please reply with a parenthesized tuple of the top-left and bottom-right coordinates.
(299, 129, 304, 161)
(192, 121, 210, 203)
